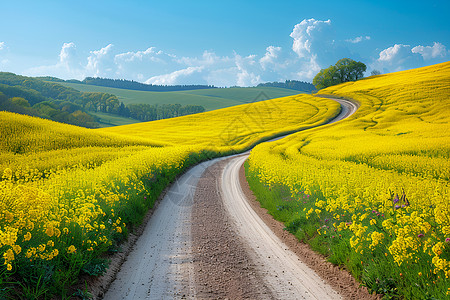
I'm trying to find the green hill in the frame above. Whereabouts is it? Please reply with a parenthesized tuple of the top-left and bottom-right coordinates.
(56, 82, 301, 111)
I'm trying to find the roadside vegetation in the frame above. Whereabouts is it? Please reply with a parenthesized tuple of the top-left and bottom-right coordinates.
(246, 61, 450, 299)
(0, 94, 339, 298)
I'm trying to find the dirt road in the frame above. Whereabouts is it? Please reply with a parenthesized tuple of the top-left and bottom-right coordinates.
(103, 98, 370, 299)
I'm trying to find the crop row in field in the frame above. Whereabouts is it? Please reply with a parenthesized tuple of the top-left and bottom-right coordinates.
(0, 94, 338, 298)
(246, 61, 450, 299)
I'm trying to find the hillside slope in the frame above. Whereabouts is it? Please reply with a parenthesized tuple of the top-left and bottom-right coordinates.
(57, 81, 300, 111)
(98, 94, 340, 151)
(247, 61, 450, 299)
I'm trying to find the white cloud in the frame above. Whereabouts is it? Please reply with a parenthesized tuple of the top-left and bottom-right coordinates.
(290, 18, 331, 58)
(24, 42, 85, 79)
(371, 42, 449, 73)
(86, 44, 114, 77)
(346, 36, 371, 44)
(0, 42, 5, 50)
(378, 44, 411, 62)
(293, 55, 321, 81)
(114, 47, 163, 63)
(59, 42, 77, 68)
(234, 53, 261, 86)
(411, 42, 448, 60)
(260, 46, 282, 70)
(286, 18, 347, 81)
(145, 66, 204, 85)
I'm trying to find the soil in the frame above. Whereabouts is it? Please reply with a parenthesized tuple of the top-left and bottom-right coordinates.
(191, 159, 274, 299)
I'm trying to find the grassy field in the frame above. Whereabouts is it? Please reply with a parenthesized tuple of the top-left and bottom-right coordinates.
(0, 93, 339, 299)
(247, 61, 450, 299)
(56, 81, 301, 111)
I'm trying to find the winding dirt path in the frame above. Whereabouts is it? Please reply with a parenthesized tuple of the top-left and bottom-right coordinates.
(102, 98, 374, 300)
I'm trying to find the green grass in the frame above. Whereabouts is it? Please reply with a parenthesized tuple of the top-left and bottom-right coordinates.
(90, 111, 141, 127)
(55, 82, 301, 111)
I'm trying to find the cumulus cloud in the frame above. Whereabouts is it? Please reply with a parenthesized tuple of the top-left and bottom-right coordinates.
(145, 66, 204, 85)
(86, 44, 114, 77)
(346, 36, 371, 44)
(0, 42, 5, 50)
(411, 42, 448, 60)
(259, 46, 282, 70)
(378, 44, 411, 62)
(372, 42, 448, 73)
(290, 18, 332, 59)
(59, 42, 77, 68)
(234, 53, 261, 86)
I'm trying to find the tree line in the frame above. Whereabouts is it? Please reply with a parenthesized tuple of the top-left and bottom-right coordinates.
(0, 73, 205, 128)
(42, 76, 216, 92)
(313, 58, 367, 90)
(257, 80, 316, 92)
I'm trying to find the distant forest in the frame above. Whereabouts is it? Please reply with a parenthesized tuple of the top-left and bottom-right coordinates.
(41, 76, 316, 93)
(41, 76, 216, 92)
(257, 80, 317, 92)
(0, 73, 205, 128)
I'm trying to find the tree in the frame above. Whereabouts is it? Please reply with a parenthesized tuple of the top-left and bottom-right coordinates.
(313, 58, 366, 90)
(371, 69, 381, 76)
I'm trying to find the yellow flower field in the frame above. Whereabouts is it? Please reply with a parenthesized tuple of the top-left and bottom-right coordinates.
(98, 94, 340, 152)
(0, 94, 338, 297)
(247, 61, 450, 298)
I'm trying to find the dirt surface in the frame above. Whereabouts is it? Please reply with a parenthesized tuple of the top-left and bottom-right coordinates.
(191, 159, 273, 299)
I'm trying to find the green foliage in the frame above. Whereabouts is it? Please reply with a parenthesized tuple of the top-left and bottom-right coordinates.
(313, 58, 367, 90)
(81, 258, 109, 277)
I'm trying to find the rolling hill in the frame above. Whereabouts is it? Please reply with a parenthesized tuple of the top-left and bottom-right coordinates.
(56, 81, 301, 111)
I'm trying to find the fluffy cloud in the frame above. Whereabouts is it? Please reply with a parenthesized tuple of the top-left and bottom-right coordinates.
(378, 44, 411, 62)
(372, 42, 448, 73)
(411, 42, 448, 60)
(59, 42, 77, 68)
(0, 42, 5, 50)
(259, 46, 282, 70)
(86, 44, 114, 77)
(234, 54, 261, 86)
(290, 18, 331, 59)
(346, 36, 371, 44)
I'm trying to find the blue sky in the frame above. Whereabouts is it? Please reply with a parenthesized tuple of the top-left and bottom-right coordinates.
(0, 0, 449, 86)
